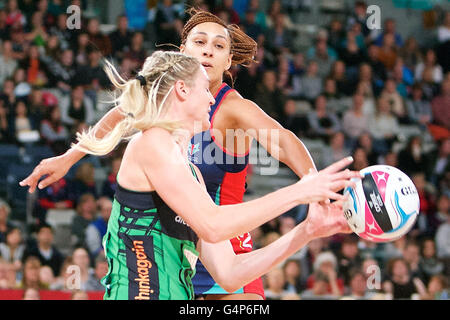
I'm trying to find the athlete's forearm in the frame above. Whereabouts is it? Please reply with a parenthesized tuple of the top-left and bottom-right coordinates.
(210, 182, 304, 243)
(65, 106, 124, 164)
(277, 128, 317, 177)
(219, 221, 313, 293)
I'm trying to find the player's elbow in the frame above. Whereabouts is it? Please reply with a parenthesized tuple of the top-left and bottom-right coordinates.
(195, 221, 223, 243)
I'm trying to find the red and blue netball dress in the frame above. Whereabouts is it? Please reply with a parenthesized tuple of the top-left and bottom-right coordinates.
(189, 83, 265, 298)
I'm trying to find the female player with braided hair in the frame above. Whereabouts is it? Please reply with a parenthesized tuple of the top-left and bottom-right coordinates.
(66, 50, 359, 300)
(21, 9, 348, 300)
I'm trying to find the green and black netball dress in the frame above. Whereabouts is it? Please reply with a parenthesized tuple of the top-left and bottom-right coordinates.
(101, 165, 200, 300)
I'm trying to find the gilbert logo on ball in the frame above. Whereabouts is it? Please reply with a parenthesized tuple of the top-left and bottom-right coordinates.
(343, 165, 420, 243)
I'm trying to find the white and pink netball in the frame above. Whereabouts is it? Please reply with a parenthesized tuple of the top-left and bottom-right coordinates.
(343, 165, 420, 243)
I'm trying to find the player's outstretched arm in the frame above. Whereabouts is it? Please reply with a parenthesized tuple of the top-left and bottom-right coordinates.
(19, 106, 124, 193)
(199, 200, 352, 293)
(141, 128, 361, 244)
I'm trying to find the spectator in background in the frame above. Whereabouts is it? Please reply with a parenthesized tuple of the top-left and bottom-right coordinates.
(382, 257, 427, 300)
(414, 48, 443, 84)
(71, 193, 97, 248)
(264, 12, 294, 55)
(40, 105, 69, 155)
(0, 227, 25, 274)
(74, 46, 110, 93)
(19, 255, 48, 290)
(398, 136, 426, 177)
(283, 258, 306, 294)
(5, 0, 26, 29)
(24, 11, 49, 48)
(322, 131, 351, 168)
(423, 275, 449, 300)
(154, 0, 183, 49)
(122, 32, 148, 72)
(0, 258, 17, 289)
(71, 246, 94, 291)
(343, 268, 376, 299)
(9, 100, 39, 144)
(49, 13, 73, 51)
(355, 132, 379, 165)
(85, 253, 108, 291)
(342, 94, 368, 149)
(365, 44, 387, 93)
(328, 60, 354, 98)
(403, 241, 424, 280)
(327, 19, 345, 52)
(253, 69, 285, 121)
(306, 251, 344, 297)
(61, 85, 95, 129)
(377, 33, 398, 71)
(264, 267, 290, 300)
(349, 147, 369, 172)
(406, 83, 433, 132)
(0, 78, 16, 115)
(306, 95, 341, 143)
(0, 199, 14, 244)
(0, 40, 18, 87)
(215, 0, 240, 25)
(74, 31, 89, 67)
(419, 238, 444, 285)
(374, 18, 404, 48)
(399, 37, 422, 72)
(22, 224, 65, 277)
(279, 99, 309, 138)
(430, 79, 450, 140)
(421, 67, 441, 101)
(101, 157, 121, 199)
(339, 27, 365, 76)
(392, 58, 414, 98)
(346, 1, 370, 39)
(306, 31, 337, 79)
(435, 207, 450, 260)
(234, 59, 260, 100)
(411, 172, 437, 238)
(86, 17, 111, 56)
(356, 63, 376, 115)
(71, 162, 97, 200)
(368, 96, 399, 155)
(425, 139, 450, 189)
(39, 264, 56, 289)
(49, 256, 72, 290)
(44, 48, 76, 94)
(240, 8, 263, 42)
(380, 78, 407, 123)
(247, 0, 267, 30)
(337, 236, 363, 287)
(85, 197, 111, 258)
(20, 44, 48, 88)
(34, 177, 74, 223)
(298, 60, 322, 103)
(108, 14, 132, 61)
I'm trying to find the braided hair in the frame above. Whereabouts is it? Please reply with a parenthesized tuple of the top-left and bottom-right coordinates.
(74, 51, 201, 156)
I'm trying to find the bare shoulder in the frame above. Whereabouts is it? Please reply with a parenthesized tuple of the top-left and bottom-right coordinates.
(132, 128, 178, 162)
(221, 90, 262, 121)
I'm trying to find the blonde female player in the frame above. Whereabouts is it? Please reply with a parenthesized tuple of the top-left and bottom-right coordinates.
(21, 9, 347, 300)
(59, 50, 359, 300)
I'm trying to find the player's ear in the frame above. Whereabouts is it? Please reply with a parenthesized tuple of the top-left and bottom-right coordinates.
(173, 79, 189, 101)
(180, 44, 186, 53)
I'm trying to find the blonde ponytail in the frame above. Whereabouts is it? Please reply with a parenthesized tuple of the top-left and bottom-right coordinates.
(73, 51, 201, 156)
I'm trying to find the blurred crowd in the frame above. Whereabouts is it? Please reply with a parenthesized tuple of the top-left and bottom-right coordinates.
(0, 0, 448, 300)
